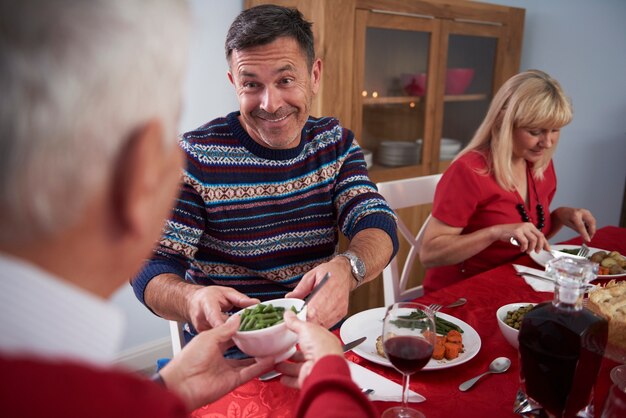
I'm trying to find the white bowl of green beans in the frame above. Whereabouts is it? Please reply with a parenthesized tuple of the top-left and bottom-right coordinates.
(231, 298, 307, 362)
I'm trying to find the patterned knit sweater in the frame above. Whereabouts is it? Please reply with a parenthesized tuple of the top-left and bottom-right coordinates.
(132, 112, 398, 306)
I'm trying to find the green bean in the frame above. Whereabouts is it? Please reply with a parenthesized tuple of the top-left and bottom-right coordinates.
(239, 303, 297, 331)
(393, 310, 464, 334)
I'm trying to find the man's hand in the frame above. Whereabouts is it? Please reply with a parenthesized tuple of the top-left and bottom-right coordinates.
(159, 316, 274, 411)
(187, 286, 260, 332)
(285, 257, 353, 328)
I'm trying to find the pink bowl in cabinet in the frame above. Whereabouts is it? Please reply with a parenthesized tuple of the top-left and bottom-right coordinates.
(445, 68, 475, 95)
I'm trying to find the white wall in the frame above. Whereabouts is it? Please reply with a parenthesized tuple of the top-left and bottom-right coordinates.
(178, 0, 243, 132)
(113, 0, 626, 355)
(112, 0, 243, 354)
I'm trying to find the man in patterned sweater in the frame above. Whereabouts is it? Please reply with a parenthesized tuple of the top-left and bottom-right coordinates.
(132, 4, 398, 338)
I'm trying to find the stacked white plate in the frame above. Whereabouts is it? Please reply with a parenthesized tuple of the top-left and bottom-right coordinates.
(362, 149, 373, 168)
(377, 140, 422, 167)
(440, 138, 462, 160)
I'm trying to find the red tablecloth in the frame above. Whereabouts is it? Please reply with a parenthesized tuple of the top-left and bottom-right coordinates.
(192, 226, 625, 418)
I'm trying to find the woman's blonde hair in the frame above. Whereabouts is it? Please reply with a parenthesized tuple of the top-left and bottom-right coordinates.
(456, 69, 573, 190)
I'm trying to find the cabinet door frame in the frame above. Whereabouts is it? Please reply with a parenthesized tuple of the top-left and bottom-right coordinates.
(352, 9, 442, 181)
(432, 19, 506, 173)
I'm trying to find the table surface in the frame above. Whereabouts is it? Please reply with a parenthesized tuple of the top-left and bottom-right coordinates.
(192, 226, 626, 418)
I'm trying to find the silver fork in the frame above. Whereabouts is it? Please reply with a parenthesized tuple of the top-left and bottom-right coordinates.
(577, 243, 590, 258)
(427, 297, 467, 314)
(427, 303, 443, 314)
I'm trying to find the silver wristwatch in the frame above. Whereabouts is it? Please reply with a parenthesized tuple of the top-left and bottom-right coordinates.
(339, 251, 366, 286)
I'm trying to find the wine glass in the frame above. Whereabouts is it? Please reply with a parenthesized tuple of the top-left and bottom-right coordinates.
(602, 365, 626, 417)
(381, 302, 436, 418)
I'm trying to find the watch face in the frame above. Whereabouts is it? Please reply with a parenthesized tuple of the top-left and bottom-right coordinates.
(341, 252, 365, 282)
(348, 254, 365, 279)
(354, 259, 365, 277)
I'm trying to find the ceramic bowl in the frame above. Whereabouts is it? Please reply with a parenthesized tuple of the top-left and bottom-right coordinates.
(231, 298, 306, 362)
(445, 68, 475, 95)
(496, 302, 536, 349)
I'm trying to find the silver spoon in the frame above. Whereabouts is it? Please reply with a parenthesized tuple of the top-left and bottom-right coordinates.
(458, 357, 511, 391)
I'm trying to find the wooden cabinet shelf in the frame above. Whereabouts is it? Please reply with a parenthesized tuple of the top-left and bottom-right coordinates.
(363, 93, 488, 106)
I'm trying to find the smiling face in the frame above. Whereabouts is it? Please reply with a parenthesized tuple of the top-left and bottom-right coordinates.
(512, 126, 560, 164)
(228, 36, 321, 149)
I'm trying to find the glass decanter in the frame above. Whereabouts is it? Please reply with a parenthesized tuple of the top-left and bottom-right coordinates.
(515, 256, 608, 418)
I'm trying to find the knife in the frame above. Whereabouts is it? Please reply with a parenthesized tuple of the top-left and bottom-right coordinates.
(549, 249, 587, 261)
(513, 264, 595, 290)
(510, 238, 586, 261)
(259, 336, 367, 381)
(302, 272, 331, 309)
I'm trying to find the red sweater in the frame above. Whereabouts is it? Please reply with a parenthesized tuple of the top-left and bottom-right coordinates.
(296, 356, 377, 418)
(1, 355, 375, 418)
(0, 356, 187, 418)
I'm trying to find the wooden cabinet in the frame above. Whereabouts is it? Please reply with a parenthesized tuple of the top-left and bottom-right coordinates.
(245, 0, 525, 313)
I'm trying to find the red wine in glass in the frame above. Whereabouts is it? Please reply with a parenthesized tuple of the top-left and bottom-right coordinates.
(382, 302, 436, 418)
(384, 336, 433, 374)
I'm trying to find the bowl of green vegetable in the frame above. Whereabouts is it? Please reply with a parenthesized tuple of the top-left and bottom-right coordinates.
(231, 298, 307, 362)
(496, 302, 536, 349)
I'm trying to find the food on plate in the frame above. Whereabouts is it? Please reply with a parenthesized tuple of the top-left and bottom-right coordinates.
(376, 335, 386, 358)
(375, 329, 464, 361)
(393, 310, 464, 334)
(556, 247, 625, 275)
(431, 330, 464, 360)
(504, 304, 535, 330)
(559, 248, 582, 256)
(589, 250, 626, 275)
(586, 280, 626, 351)
(238, 303, 297, 331)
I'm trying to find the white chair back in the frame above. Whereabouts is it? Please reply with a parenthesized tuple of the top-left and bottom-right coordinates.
(169, 320, 185, 356)
(376, 174, 442, 306)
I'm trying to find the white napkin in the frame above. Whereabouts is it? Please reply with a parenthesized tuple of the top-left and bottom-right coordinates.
(348, 361, 425, 403)
(512, 264, 555, 292)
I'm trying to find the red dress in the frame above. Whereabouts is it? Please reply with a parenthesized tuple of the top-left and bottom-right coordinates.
(424, 151, 556, 292)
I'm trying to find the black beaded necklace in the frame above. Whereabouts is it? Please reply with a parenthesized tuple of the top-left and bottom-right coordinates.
(515, 169, 544, 231)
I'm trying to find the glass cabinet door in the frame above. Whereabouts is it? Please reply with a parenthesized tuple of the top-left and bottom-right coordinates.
(354, 11, 509, 178)
(353, 11, 439, 179)
(435, 21, 503, 171)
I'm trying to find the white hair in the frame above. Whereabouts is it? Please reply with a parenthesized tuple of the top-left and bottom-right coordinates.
(0, 0, 190, 243)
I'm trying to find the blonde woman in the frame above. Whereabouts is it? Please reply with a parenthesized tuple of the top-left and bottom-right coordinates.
(419, 70, 596, 292)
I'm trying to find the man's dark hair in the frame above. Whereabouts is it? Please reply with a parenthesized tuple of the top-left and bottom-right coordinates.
(225, 4, 315, 70)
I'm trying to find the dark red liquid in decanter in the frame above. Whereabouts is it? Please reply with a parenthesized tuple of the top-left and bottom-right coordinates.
(518, 301, 608, 417)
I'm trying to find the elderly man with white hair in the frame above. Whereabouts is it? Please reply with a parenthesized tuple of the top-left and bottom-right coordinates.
(0, 1, 276, 416)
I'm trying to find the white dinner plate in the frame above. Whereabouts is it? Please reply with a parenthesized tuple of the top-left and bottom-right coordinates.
(528, 244, 626, 279)
(340, 307, 481, 371)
